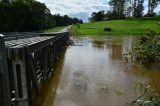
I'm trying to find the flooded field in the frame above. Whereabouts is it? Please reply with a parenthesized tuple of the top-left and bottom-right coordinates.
(34, 36, 160, 106)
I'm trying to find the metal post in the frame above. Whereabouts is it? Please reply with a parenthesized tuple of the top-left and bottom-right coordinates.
(0, 34, 11, 106)
(11, 50, 29, 106)
(25, 49, 32, 106)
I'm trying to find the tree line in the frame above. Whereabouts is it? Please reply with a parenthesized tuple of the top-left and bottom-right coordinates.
(0, 0, 83, 32)
(90, 0, 160, 22)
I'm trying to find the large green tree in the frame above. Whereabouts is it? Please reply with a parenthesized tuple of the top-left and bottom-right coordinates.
(0, 0, 82, 32)
(125, 0, 132, 18)
(133, 0, 144, 18)
(109, 0, 126, 19)
(0, 2, 11, 31)
(89, 11, 105, 22)
(147, 0, 160, 16)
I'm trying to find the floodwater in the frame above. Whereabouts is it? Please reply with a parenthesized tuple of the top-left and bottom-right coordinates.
(33, 36, 160, 106)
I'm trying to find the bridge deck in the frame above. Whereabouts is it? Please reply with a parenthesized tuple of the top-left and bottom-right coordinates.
(5, 36, 55, 48)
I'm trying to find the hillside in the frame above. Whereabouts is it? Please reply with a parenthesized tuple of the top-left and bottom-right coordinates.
(44, 26, 67, 32)
(72, 16, 160, 36)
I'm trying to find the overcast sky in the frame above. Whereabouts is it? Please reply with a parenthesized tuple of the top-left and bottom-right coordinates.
(37, 0, 160, 22)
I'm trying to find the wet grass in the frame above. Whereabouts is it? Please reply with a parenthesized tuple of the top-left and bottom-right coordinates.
(72, 16, 160, 36)
(44, 26, 67, 32)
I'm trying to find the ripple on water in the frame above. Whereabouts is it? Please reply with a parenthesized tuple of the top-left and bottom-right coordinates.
(34, 36, 160, 106)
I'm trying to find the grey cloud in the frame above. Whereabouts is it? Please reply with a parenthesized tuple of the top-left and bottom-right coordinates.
(35, 0, 158, 22)
(57, 4, 69, 9)
(70, 12, 90, 22)
(55, 7, 62, 11)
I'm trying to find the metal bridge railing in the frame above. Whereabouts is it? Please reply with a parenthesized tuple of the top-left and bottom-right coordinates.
(0, 32, 69, 106)
(0, 34, 11, 106)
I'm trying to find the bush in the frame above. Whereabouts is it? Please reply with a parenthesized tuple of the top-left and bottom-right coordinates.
(75, 23, 80, 29)
(132, 81, 160, 106)
(124, 31, 160, 63)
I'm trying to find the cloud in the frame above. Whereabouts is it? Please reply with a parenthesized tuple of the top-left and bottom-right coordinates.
(143, 1, 160, 14)
(36, 0, 110, 22)
(155, 5, 160, 13)
(70, 12, 90, 22)
(36, 0, 160, 22)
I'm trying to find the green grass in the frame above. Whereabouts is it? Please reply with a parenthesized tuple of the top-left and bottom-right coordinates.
(44, 26, 67, 32)
(72, 17, 160, 36)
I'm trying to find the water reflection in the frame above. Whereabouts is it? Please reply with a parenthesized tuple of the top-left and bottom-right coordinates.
(92, 40, 105, 49)
(34, 36, 160, 106)
(92, 37, 133, 60)
(33, 47, 67, 106)
(109, 44, 122, 60)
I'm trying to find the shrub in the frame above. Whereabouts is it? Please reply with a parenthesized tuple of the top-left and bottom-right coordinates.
(124, 31, 160, 63)
(132, 81, 160, 106)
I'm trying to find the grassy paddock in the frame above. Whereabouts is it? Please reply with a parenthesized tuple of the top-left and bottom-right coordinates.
(72, 17, 160, 36)
(44, 26, 67, 32)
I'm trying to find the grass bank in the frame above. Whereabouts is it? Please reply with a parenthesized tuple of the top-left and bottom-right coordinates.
(72, 16, 160, 36)
(44, 26, 67, 32)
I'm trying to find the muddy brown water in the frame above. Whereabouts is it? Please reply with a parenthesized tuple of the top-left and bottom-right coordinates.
(33, 36, 160, 106)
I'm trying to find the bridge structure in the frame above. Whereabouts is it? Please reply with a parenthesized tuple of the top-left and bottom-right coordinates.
(0, 31, 69, 106)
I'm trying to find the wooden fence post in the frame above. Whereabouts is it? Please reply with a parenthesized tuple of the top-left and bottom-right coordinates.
(0, 34, 11, 106)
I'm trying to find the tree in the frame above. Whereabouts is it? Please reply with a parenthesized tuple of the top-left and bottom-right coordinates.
(0, 0, 83, 32)
(1, 0, 10, 3)
(108, 0, 126, 19)
(10, 0, 32, 31)
(53, 14, 83, 27)
(147, 0, 159, 16)
(0, 2, 11, 31)
(132, 0, 144, 18)
(89, 11, 105, 22)
(124, 0, 131, 18)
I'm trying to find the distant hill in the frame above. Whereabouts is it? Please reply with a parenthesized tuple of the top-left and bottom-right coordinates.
(72, 16, 160, 36)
